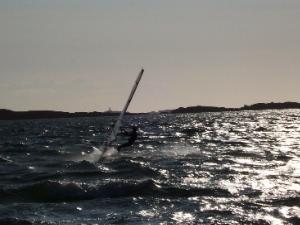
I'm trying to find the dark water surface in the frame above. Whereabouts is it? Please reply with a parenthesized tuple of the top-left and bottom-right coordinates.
(0, 110, 299, 225)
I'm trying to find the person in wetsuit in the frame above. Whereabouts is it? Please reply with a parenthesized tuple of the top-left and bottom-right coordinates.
(117, 126, 138, 151)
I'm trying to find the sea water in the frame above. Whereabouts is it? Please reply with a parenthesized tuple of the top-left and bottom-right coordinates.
(0, 110, 299, 225)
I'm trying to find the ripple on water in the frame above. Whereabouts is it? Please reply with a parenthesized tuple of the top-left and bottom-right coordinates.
(0, 110, 299, 224)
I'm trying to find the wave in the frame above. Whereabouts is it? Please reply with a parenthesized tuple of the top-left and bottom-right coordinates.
(201, 139, 249, 147)
(269, 196, 300, 206)
(66, 160, 99, 170)
(106, 158, 162, 178)
(0, 218, 33, 225)
(254, 127, 268, 132)
(0, 218, 54, 225)
(223, 150, 262, 158)
(0, 156, 12, 163)
(0, 179, 232, 203)
(14, 161, 104, 183)
(288, 217, 300, 225)
(6, 159, 163, 184)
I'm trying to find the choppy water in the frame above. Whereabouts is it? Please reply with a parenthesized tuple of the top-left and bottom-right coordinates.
(0, 110, 299, 225)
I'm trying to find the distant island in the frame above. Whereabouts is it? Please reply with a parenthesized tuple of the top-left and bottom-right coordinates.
(0, 109, 134, 120)
(170, 102, 300, 114)
(0, 102, 300, 120)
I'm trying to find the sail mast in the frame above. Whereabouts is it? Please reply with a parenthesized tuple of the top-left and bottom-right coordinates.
(108, 69, 144, 145)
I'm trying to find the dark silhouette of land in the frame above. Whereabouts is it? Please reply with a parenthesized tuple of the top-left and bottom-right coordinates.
(0, 109, 131, 120)
(241, 102, 300, 110)
(0, 102, 299, 120)
(170, 102, 300, 114)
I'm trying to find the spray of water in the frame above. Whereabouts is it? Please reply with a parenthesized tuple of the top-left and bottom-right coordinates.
(77, 146, 119, 163)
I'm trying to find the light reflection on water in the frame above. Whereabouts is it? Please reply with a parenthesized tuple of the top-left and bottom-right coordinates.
(0, 110, 299, 224)
(171, 211, 196, 223)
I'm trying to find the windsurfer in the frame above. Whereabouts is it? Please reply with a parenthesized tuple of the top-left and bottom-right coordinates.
(117, 126, 138, 151)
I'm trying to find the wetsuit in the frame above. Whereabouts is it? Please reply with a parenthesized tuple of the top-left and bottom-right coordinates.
(117, 128, 137, 151)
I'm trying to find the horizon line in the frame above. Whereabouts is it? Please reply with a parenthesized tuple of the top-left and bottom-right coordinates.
(1, 101, 300, 113)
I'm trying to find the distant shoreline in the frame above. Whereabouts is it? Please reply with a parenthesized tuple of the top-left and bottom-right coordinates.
(1, 102, 300, 120)
(0, 110, 139, 121)
(170, 102, 300, 114)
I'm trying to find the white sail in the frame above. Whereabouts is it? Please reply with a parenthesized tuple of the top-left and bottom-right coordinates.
(107, 69, 144, 146)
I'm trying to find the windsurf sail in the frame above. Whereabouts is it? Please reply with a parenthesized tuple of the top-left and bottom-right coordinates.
(107, 68, 144, 146)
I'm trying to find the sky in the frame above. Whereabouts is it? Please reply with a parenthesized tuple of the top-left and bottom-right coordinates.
(0, 0, 299, 112)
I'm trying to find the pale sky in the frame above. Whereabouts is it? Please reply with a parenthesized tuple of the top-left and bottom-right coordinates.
(0, 0, 299, 112)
